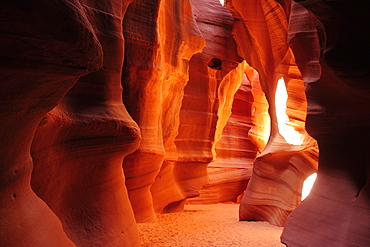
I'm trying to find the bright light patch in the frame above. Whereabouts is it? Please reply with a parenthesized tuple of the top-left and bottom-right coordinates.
(219, 0, 225, 6)
(301, 173, 317, 200)
(275, 77, 303, 145)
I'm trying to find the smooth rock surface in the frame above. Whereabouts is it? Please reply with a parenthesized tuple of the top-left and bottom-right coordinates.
(1, 0, 368, 246)
(122, 0, 205, 221)
(228, 0, 319, 226)
(0, 0, 102, 246)
(30, 1, 142, 246)
(281, 1, 370, 246)
(188, 72, 257, 204)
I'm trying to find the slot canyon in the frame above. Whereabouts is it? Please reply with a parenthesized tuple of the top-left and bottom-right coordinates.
(0, 0, 369, 246)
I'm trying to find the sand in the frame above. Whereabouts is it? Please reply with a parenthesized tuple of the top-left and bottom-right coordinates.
(138, 203, 285, 247)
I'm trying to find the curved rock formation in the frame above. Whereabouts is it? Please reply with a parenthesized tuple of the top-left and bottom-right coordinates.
(188, 71, 258, 204)
(228, 0, 319, 226)
(30, 1, 142, 246)
(122, 0, 165, 224)
(122, 0, 205, 221)
(0, 0, 102, 246)
(2, 0, 369, 246)
(281, 1, 370, 246)
(171, 0, 244, 208)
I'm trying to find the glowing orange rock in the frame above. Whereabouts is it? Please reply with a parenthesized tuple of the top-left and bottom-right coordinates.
(169, 0, 244, 209)
(122, 0, 166, 224)
(150, 0, 207, 212)
(189, 71, 258, 204)
(228, 0, 318, 226)
(122, 0, 205, 221)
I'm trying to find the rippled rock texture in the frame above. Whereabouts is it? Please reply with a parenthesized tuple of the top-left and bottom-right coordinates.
(0, 0, 102, 246)
(1, 0, 369, 246)
(228, 0, 319, 227)
(121, 0, 205, 222)
(280, 0, 370, 246)
(30, 0, 142, 246)
(173, 0, 244, 206)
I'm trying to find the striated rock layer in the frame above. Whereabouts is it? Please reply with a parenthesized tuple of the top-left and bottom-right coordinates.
(122, 0, 166, 224)
(150, 0, 206, 215)
(171, 0, 244, 208)
(122, 0, 205, 221)
(188, 72, 257, 204)
(30, 0, 142, 246)
(281, 0, 370, 246)
(228, 0, 319, 226)
(1, 0, 368, 246)
(0, 0, 102, 246)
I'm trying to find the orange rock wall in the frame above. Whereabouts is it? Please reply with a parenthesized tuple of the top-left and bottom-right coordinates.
(188, 72, 258, 204)
(281, 1, 370, 246)
(172, 0, 244, 207)
(228, 0, 319, 226)
(122, 0, 205, 220)
(1, 0, 369, 246)
(150, 0, 206, 215)
(30, 1, 142, 246)
(0, 0, 102, 246)
(122, 0, 166, 224)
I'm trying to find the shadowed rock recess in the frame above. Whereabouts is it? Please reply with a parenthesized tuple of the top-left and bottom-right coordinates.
(0, 0, 368, 246)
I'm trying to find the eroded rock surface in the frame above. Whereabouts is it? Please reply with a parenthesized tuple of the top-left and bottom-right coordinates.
(188, 70, 257, 204)
(228, 0, 318, 226)
(0, 0, 102, 246)
(1, 0, 368, 246)
(121, 0, 205, 221)
(281, 1, 370, 246)
(30, 1, 142, 246)
(172, 0, 244, 207)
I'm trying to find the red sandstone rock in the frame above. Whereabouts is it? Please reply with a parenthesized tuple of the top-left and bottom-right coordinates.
(122, 0, 165, 224)
(30, 1, 142, 246)
(228, 0, 319, 226)
(2, 0, 368, 246)
(245, 65, 270, 153)
(0, 0, 102, 246)
(171, 0, 243, 208)
(150, 0, 206, 214)
(281, 1, 370, 246)
(122, 0, 205, 221)
(188, 72, 258, 204)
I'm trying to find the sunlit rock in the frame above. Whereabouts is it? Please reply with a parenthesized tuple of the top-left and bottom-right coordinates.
(1, 0, 368, 246)
(275, 78, 303, 146)
(301, 173, 317, 201)
(171, 0, 243, 209)
(188, 72, 257, 204)
(228, 0, 319, 226)
(281, 1, 370, 246)
(122, 0, 205, 220)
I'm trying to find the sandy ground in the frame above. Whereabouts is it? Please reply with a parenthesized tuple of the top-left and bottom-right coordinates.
(138, 203, 285, 247)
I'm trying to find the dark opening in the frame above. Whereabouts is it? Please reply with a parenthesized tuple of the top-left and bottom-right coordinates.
(208, 58, 222, 70)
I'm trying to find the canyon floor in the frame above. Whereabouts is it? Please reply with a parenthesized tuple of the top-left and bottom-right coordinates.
(138, 203, 285, 247)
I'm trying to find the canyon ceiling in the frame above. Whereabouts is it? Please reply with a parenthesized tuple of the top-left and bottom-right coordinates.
(0, 0, 369, 246)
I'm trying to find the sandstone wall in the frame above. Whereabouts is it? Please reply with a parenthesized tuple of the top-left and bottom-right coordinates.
(188, 72, 257, 204)
(0, 0, 103, 246)
(172, 0, 244, 207)
(227, 0, 319, 226)
(121, 0, 205, 220)
(30, 1, 142, 246)
(1, 0, 368, 246)
(281, 1, 370, 246)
